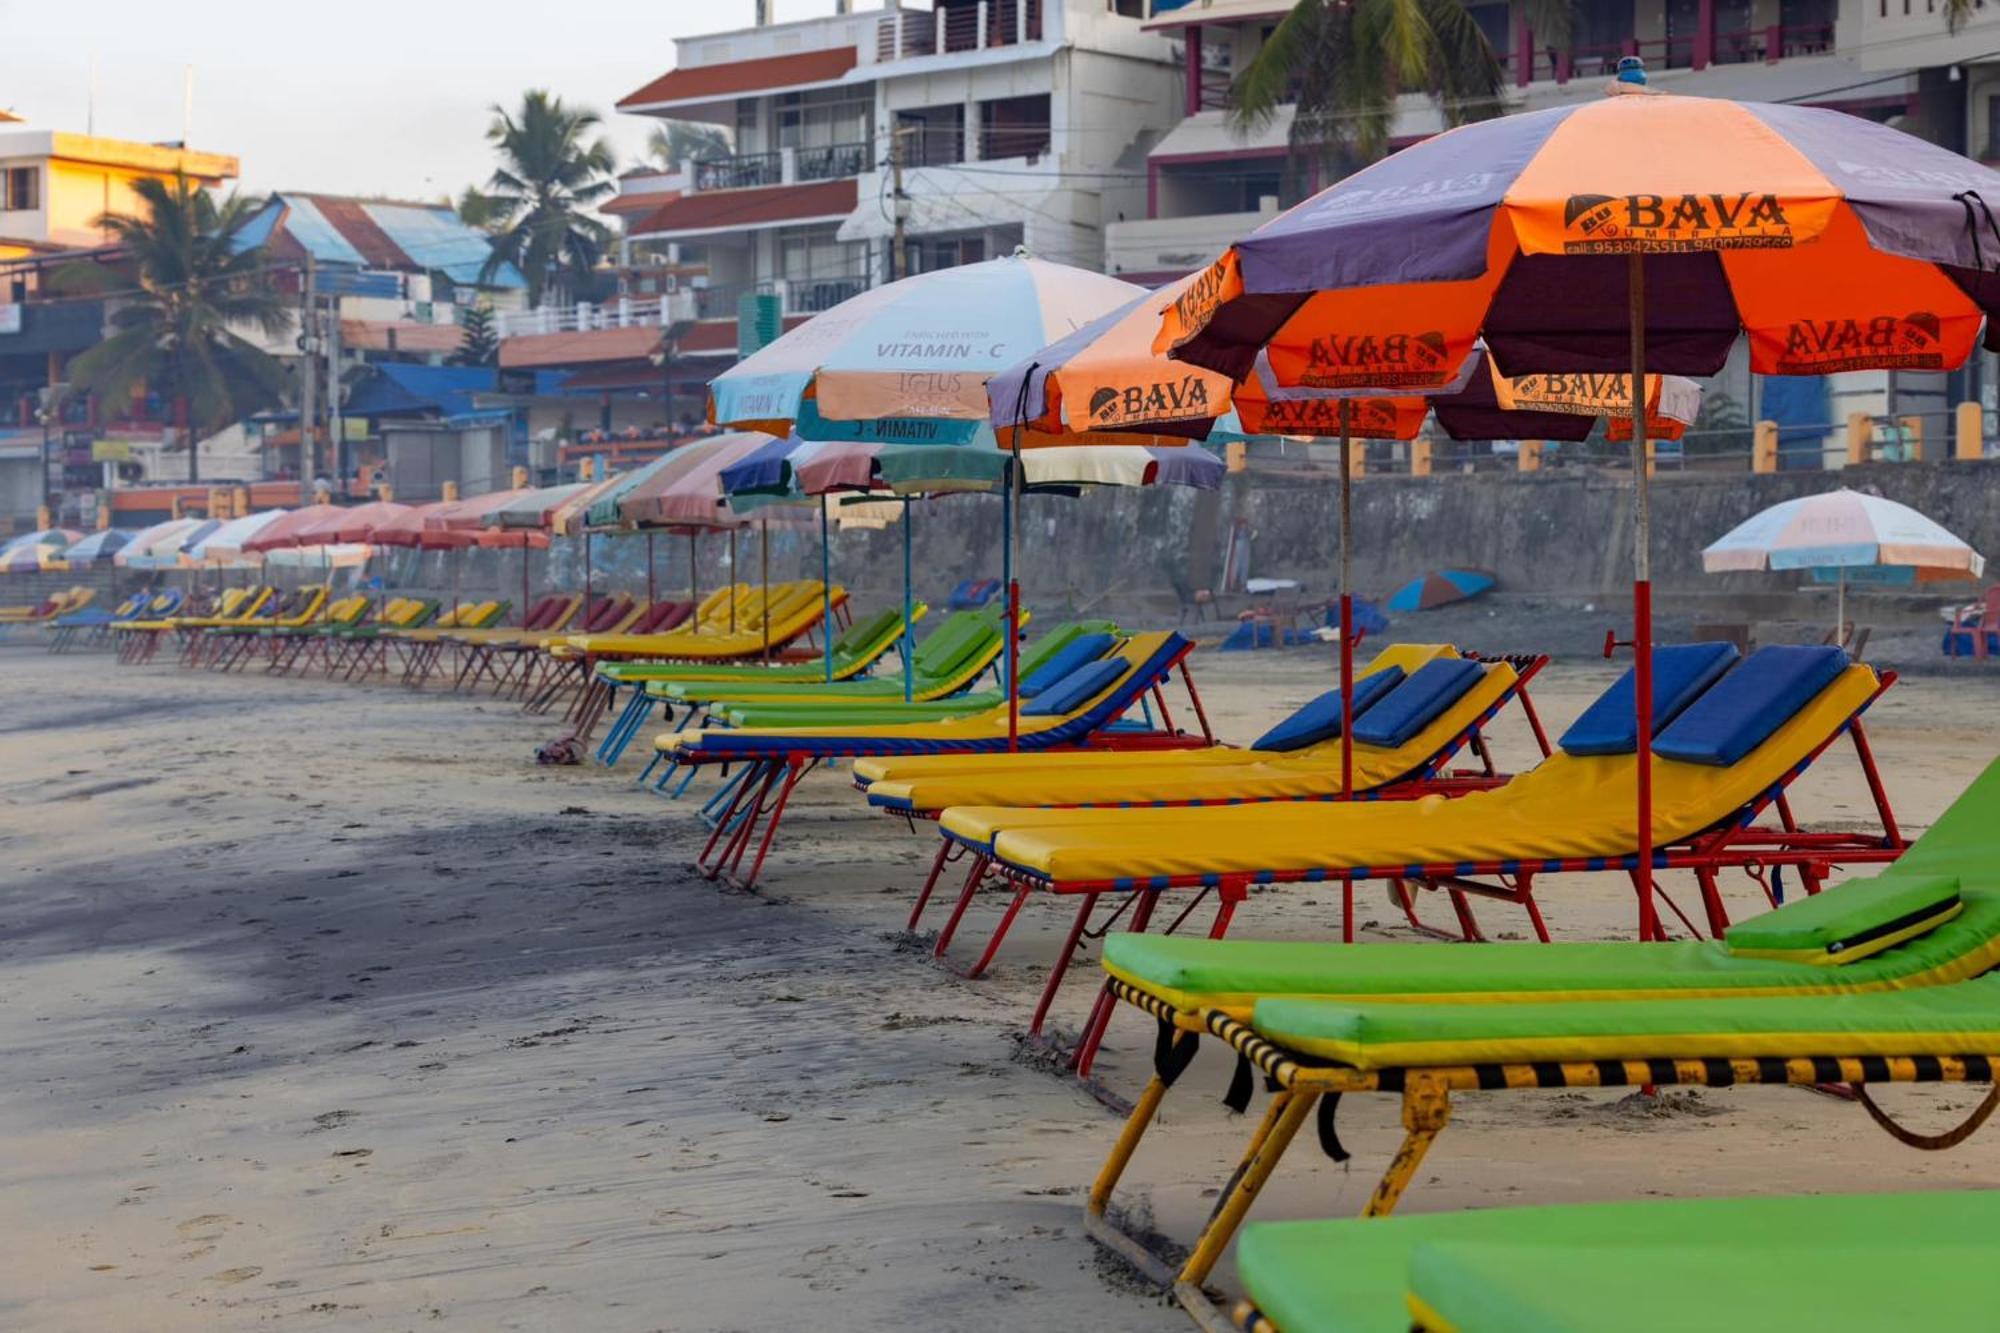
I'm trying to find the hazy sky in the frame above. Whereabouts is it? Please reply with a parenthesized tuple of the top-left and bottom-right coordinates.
(0, 0, 852, 201)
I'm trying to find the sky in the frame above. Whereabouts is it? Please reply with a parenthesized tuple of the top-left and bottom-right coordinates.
(0, 0, 850, 201)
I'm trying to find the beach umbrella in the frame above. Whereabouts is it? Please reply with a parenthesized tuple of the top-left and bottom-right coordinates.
(184, 510, 288, 566)
(1703, 488, 1984, 632)
(114, 517, 207, 570)
(1155, 81, 2000, 940)
(419, 488, 533, 546)
(1384, 568, 1498, 613)
(242, 504, 344, 554)
(58, 528, 137, 570)
(1, 529, 82, 573)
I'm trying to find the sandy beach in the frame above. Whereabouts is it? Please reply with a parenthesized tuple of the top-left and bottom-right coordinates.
(3, 629, 1999, 1330)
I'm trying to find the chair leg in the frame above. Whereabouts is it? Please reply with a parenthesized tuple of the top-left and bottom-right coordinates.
(1173, 1088, 1320, 1291)
(1028, 891, 1101, 1035)
(1362, 1074, 1453, 1217)
(908, 838, 960, 931)
(931, 854, 994, 957)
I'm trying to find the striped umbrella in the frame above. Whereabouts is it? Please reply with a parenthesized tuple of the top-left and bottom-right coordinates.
(58, 528, 138, 570)
(185, 510, 289, 565)
(1157, 82, 2000, 936)
(1703, 488, 1983, 631)
(114, 518, 208, 569)
(1384, 568, 1498, 612)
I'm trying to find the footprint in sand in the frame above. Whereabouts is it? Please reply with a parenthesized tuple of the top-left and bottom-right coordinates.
(176, 1214, 233, 1242)
(209, 1266, 263, 1285)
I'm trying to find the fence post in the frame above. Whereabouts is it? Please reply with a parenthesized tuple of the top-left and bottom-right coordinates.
(512, 465, 530, 489)
(1956, 401, 1983, 461)
(1349, 441, 1366, 478)
(1753, 419, 1778, 473)
(1845, 412, 1871, 467)
(1411, 437, 1432, 476)
(443, 481, 460, 502)
(1518, 439, 1542, 472)
(1225, 441, 1247, 473)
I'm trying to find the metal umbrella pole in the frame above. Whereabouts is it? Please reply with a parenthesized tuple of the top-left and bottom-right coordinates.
(1005, 432, 1021, 751)
(902, 497, 916, 702)
(688, 530, 698, 633)
(1338, 398, 1355, 944)
(1628, 254, 1658, 942)
(728, 528, 738, 634)
(646, 530, 656, 604)
(760, 516, 771, 665)
(820, 497, 834, 682)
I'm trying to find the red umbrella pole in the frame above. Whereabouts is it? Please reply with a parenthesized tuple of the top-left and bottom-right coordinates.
(1629, 254, 1657, 942)
(1338, 400, 1354, 944)
(646, 531, 656, 604)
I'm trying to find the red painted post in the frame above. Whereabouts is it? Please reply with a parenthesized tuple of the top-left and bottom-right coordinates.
(1515, 16, 1534, 86)
(1694, 0, 1714, 67)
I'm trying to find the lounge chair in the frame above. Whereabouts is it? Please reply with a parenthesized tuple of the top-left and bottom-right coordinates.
(383, 598, 514, 685)
(575, 580, 843, 665)
(522, 597, 698, 724)
(272, 595, 434, 678)
(894, 649, 1554, 1056)
(1228, 1191, 2000, 1333)
(47, 591, 148, 653)
(663, 631, 1206, 891)
(448, 593, 585, 693)
(599, 607, 1010, 768)
(961, 646, 1900, 951)
(1078, 758, 1999, 1322)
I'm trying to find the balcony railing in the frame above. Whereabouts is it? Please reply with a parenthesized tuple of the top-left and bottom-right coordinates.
(495, 293, 696, 339)
(786, 276, 867, 314)
(694, 151, 782, 192)
(796, 140, 872, 182)
(1502, 22, 1834, 84)
(875, 0, 1043, 61)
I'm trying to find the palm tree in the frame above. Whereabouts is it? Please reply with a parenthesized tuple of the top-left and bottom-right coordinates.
(454, 185, 507, 233)
(58, 174, 289, 484)
(1232, 0, 1571, 179)
(646, 121, 730, 172)
(477, 90, 617, 308)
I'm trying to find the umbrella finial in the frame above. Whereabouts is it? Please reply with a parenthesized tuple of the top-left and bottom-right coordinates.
(1616, 55, 1648, 85)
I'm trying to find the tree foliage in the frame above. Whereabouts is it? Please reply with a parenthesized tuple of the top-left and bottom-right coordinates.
(476, 90, 617, 308)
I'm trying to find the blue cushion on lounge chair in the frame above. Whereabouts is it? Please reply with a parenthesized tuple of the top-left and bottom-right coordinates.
(1348, 658, 1485, 748)
(1252, 667, 1407, 752)
(1019, 632, 1117, 697)
(1558, 642, 1740, 756)
(1654, 645, 1849, 767)
(1023, 658, 1126, 716)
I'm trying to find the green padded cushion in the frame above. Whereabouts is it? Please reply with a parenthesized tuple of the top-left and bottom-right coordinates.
(1248, 971, 2000, 1068)
(1235, 1192, 2000, 1333)
(1726, 871, 1962, 964)
(1408, 1239, 1999, 1333)
(831, 606, 904, 657)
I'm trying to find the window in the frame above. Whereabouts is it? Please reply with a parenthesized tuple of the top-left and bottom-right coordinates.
(2, 166, 39, 212)
(979, 94, 1051, 162)
(897, 105, 966, 167)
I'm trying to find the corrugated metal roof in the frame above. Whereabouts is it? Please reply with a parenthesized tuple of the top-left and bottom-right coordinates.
(241, 193, 525, 290)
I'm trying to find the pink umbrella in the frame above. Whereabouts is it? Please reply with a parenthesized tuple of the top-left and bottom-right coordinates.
(324, 501, 415, 546)
(241, 504, 343, 553)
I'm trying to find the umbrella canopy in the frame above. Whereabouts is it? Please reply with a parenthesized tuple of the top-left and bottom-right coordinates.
(368, 501, 459, 549)
(322, 501, 416, 546)
(709, 254, 1142, 440)
(242, 504, 344, 553)
(57, 528, 137, 569)
(1703, 489, 1984, 579)
(487, 483, 591, 530)
(548, 474, 629, 537)
(1384, 568, 1497, 612)
(418, 489, 534, 547)
(783, 434, 1224, 497)
(617, 433, 772, 528)
(114, 517, 209, 568)
(1, 530, 82, 573)
(127, 518, 222, 569)
(184, 509, 289, 565)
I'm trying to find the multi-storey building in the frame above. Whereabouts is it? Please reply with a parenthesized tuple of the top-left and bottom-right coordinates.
(523, 1, 1180, 409)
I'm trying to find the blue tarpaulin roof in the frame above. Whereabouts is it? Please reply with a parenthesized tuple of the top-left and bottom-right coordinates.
(344, 364, 569, 420)
(236, 195, 526, 290)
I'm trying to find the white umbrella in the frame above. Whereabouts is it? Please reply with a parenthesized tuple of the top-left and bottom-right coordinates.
(1703, 488, 1984, 633)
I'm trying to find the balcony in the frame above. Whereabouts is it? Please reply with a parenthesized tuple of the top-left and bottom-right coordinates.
(875, 0, 1044, 61)
(1505, 22, 1835, 83)
(689, 276, 870, 321)
(690, 141, 872, 194)
(495, 293, 697, 340)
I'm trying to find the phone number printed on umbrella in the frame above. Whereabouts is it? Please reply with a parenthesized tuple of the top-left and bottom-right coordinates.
(1772, 313, 1946, 374)
(1558, 192, 1796, 252)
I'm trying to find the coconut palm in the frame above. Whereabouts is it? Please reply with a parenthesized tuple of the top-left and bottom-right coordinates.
(1232, 0, 1572, 176)
(477, 90, 617, 308)
(646, 121, 731, 172)
(58, 174, 289, 484)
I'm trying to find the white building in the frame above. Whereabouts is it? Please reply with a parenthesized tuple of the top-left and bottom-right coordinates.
(597, 0, 1180, 387)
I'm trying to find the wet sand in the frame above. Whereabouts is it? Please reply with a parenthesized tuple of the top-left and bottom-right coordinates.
(1, 637, 1997, 1329)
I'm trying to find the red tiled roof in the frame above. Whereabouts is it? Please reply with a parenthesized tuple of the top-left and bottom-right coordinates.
(340, 319, 462, 354)
(671, 315, 810, 356)
(499, 324, 665, 370)
(618, 47, 858, 111)
(604, 189, 681, 216)
(629, 178, 857, 238)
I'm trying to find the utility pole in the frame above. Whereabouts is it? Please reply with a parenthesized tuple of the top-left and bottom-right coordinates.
(890, 125, 911, 282)
(297, 254, 317, 505)
(327, 303, 344, 493)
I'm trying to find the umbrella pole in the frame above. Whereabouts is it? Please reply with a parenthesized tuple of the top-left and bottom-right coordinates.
(647, 531, 656, 605)
(1004, 463, 1018, 752)
(1629, 253, 1657, 942)
(902, 498, 915, 703)
(1837, 566, 1846, 644)
(761, 517, 771, 665)
(585, 531, 594, 608)
(689, 531, 698, 634)
(820, 499, 834, 683)
(522, 543, 530, 620)
(729, 528, 738, 634)
(1338, 400, 1354, 943)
